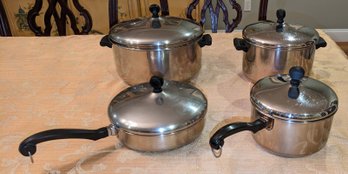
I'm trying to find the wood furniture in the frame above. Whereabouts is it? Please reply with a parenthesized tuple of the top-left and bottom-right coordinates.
(27, 0, 92, 36)
(258, 0, 268, 21)
(0, 0, 12, 36)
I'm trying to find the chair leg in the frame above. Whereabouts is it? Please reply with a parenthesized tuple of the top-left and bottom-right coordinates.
(258, 0, 268, 21)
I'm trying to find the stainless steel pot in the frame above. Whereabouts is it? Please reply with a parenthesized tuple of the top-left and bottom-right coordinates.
(233, 9, 327, 83)
(100, 4, 212, 85)
(18, 76, 207, 162)
(209, 66, 338, 157)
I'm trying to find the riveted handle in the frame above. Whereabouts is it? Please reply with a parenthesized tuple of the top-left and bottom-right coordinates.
(233, 38, 250, 52)
(198, 34, 212, 47)
(276, 9, 286, 32)
(18, 127, 109, 160)
(209, 119, 268, 158)
(149, 4, 160, 18)
(100, 35, 112, 48)
(150, 76, 164, 93)
(288, 66, 305, 99)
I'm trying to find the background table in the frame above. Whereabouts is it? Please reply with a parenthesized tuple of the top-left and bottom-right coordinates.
(1, 31, 347, 173)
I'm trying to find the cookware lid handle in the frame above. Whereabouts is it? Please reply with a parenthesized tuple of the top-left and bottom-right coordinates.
(288, 66, 305, 99)
(149, 4, 160, 18)
(276, 9, 286, 32)
(150, 76, 164, 93)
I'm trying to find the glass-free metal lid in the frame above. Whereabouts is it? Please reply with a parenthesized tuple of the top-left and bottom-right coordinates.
(108, 76, 207, 135)
(242, 9, 319, 48)
(250, 67, 338, 121)
(108, 4, 203, 49)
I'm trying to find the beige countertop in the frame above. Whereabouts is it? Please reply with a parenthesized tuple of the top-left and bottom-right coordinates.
(0, 31, 347, 174)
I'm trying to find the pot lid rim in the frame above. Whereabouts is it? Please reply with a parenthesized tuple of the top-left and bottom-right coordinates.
(242, 21, 319, 48)
(108, 16, 204, 49)
(250, 75, 339, 121)
(107, 80, 208, 135)
(250, 97, 338, 121)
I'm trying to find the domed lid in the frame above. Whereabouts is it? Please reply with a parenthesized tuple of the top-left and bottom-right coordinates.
(108, 4, 203, 49)
(250, 67, 338, 121)
(108, 76, 207, 135)
(242, 9, 320, 48)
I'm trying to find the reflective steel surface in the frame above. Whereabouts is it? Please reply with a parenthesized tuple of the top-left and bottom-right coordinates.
(251, 108, 334, 157)
(250, 75, 338, 121)
(113, 42, 201, 85)
(243, 22, 320, 48)
(242, 44, 315, 83)
(109, 17, 203, 49)
(108, 80, 207, 135)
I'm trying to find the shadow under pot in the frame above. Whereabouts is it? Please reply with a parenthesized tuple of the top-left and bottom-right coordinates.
(18, 76, 207, 163)
(233, 9, 327, 83)
(209, 66, 338, 157)
(100, 4, 212, 85)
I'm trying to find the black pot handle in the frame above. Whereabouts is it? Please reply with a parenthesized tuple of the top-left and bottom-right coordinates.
(209, 119, 268, 158)
(233, 38, 249, 52)
(315, 37, 327, 49)
(198, 34, 212, 47)
(100, 35, 112, 48)
(18, 127, 109, 162)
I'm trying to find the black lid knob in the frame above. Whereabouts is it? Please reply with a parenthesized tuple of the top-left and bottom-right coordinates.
(276, 9, 286, 32)
(288, 66, 305, 99)
(150, 76, 164, 93)
(149, 4, 160, 18)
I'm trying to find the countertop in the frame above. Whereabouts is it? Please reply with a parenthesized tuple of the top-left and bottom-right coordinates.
(1, 31, 347, 174)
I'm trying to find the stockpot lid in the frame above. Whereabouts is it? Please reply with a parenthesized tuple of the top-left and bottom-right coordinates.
(242, 9, 320, 48)
(250, 67, 338, 122)
(108, 4, 204, 49)
(108, 76, 207, 135)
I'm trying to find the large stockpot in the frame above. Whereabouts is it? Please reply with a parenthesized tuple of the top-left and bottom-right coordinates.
(233, 9, 327, 83)
(209, 67, 338, 157)
(100, 4, 212, 85)
(18, 76, 207, 162)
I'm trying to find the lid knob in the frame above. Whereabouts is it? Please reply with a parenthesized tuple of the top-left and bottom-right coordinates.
(150, 76, 164, 93)
(288, 66, 305, 99)
(276, 9, 286, 32)
(149, 4, 160, 18)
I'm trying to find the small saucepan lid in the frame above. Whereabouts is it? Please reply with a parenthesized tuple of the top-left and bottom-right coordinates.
(250, 66, 338, 122)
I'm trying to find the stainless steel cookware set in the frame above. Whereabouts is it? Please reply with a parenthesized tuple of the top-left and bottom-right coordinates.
(19, 6, 338, 162)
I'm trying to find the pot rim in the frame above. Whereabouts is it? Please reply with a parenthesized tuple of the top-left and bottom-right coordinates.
(109, 36, 202, 50)
(242, 36, 315, 49)
(113, 114, 206, 136)
(250, 98, 338, 122)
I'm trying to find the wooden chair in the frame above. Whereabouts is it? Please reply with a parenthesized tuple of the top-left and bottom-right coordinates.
(27, 0, 92, 36)
(0, 0, 12, 36)
(258, 0, 268, 21)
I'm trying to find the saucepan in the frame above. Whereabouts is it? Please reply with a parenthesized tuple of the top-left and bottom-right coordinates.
(19, 76, 207, 162)
(209, 66, 338, 157)
(233, 9, 327, 83)
(100, 4, 212, 85)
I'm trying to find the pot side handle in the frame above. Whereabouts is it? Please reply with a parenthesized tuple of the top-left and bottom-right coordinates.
(233, 38, 249, 52)
(209, 119, 268, 158)
(18, 127, 109, 161)
(100, 35, 112, 48)
(198, 34, 212, 47)
(315, 37, 327, 49)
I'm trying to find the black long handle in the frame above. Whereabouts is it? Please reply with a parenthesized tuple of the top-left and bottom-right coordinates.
(18, 127, 109, 157)
(100, 35, 112, 48)
(209, 119, 268, 152)
(198, 34, 212, 47)
(315, 37, 327, 49)
(233, 38, 249, 52)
